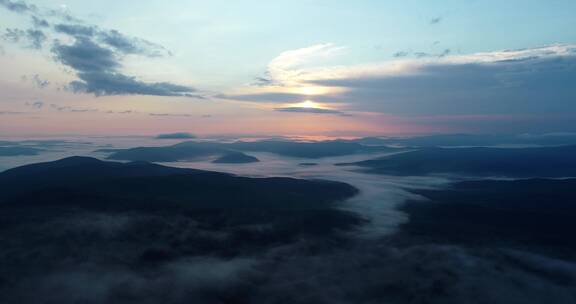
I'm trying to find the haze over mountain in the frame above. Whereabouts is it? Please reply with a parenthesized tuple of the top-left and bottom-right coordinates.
(0, 146, 42, 156)
(343, 145, 576, 177)
(344, 133, 576, 147)
(106, 139, 400, 162)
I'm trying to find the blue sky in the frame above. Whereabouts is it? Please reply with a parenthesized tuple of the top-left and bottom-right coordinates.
(1, 0, 575, 136)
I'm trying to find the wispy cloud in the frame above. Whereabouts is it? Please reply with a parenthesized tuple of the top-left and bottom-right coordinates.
(25, 100, 44, 108)
(21, 74, 49, 88)
(0, 0, 37, 13)
(149, 113, 193, 117)
(1, 28, 46, 49)
(274, 106, 347, 116)
(0, 0, 199, 98)
(429, 17, 442, 24)
(254, 43, 345, 87)
(0, 110, 26, 115)
(49, 104, 98, 113)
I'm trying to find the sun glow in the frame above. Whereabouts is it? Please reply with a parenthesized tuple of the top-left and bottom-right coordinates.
(298, 86, 329, 96)
(291, 100, 325, 109)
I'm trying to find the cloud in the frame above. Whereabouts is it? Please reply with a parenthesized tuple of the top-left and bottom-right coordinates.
(1, 28, 46, 49)
(52, 38, 197, 97)
(0, 0, 37, 13)
(236, 43, 576, 132)
(25, 100, 44, 108)
(31, 15, 49, 27)
(429, 17, 442, 24)
(105, 110, 135, 114)
(149, 113, 193, 117)
(21, 74, 50, 88)
(310, 44, 576, 117)
(218, 92, 308, 103)
(393, 49, 452, 59)
(217, 92, 342, 104)
(99, 29, 170, 57)
(54, 24, 96, 37)
(274, 106, 346, 115)
(256, 43, 345, 87)
(26, 29, 46, 49)
(54, 24, 170, 57)
(49, 103, 98, 113)
(1, 0, 198, 98)
(393, 51, 410, 58)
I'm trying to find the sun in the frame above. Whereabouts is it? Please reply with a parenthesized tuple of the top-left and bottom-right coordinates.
(294, 100, 322, 108)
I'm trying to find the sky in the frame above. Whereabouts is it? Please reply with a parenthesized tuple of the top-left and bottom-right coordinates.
(1, 0, 575, 137)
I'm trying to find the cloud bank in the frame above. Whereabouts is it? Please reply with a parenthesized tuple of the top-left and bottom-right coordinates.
(1, 0, 198, 98)
(235, 43, 576, 132)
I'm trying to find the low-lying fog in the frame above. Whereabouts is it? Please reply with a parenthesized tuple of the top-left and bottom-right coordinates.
(3, 136, 576, 304)
(0, 135, 449, 237)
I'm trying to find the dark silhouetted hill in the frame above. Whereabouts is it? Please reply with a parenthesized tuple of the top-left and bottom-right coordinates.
(0, 156, 357, 210)
(401, 178, 576, 254)
(212, 151, 260, 163)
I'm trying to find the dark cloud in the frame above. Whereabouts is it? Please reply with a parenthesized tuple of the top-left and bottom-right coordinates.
(312, 46, 576, 117)
(32, 74, 49, 88)
(413, 51, 429, 58)
(430, 17, 442, 24)
(105, 110, 135, 114)
(0, 0, 78, 23)
(49, 103, 98, 113)
(217, 92, 305, 103)
(25, 100, 44, 108)
(54, 24, 170, 57)
(2, 28, 24, 43)
(54, 23, 97, 37)
(438, 48, 451, 57)
(31, 15, 49, 27)
(1, 28, 46, 49)
(22, 74, 50, 88)
(149, 113, 193, 117)
(52, 38, 119, 72)
(25, 29, 46, 48)
(67, 72, 198, 97)
(251, 76, 276, 87)
(1, 0, 196, 98)
(275, 106, 346, 115)
(393, 51, 410, 58)
(250, 71, 281, 87)
(52, 38, 196, 97)
(99, 29, 170, 57)
(393, 49, 452, 59)
(0, 0, 36, 13)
